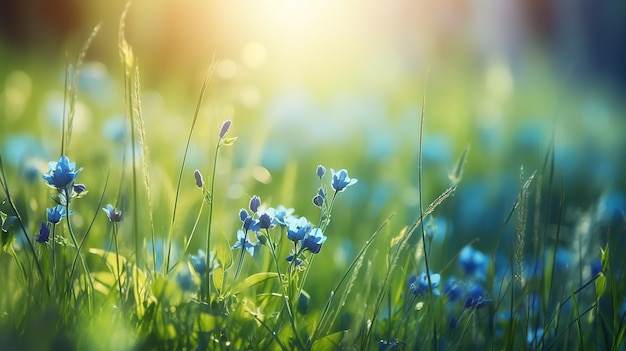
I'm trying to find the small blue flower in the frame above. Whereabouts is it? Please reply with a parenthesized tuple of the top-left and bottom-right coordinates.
(190, 249, 207, 274)
(330, 168, 358, 193)
(42, 155, 82, 190)
(459, 246, 489, 280)
(286, 217, 312, 242)
(312, 189, 325, 208)
(239, 208, 249, 222)
(408, 271, 441, 296)
(268, 205, 294, 227)
(249, 195, 261, 214)
(316, 165, 326, 179)
(258, 212, 274, 230)
(243, 216, 261, 232)
(36, 221, 50, 243)
(193, 170, 204, 188)
(103, 204, 123, 222)
(47, 205, 70, 224)
(73, 183, 87, 196)
(302, 228, 327, 254)
(444, 277, 462, 302)
(232, 229, 259, 256)
(464, 283, 491, 310)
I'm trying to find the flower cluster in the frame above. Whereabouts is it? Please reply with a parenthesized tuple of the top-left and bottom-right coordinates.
(230, 166, 357, 271)
(38, 156, 84, 243)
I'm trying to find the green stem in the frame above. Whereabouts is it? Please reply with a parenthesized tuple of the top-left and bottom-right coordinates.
(65, 188, 94, 310)
(204, 140, 220, 300)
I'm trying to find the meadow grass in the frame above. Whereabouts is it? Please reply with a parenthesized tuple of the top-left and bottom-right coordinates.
(0, 13, 625, 351)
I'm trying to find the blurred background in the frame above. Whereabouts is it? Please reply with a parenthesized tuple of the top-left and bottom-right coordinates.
(1, 0, 625, 279)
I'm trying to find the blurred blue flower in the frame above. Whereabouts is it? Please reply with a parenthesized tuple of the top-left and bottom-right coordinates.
(459, 246, 489, 280)
(102, 204, 123, 222)
(464, 283, 491, 310)
(527, 328, 544, 346)
(176, 268, 196, 291)
(102, 116, 126, 143)
(190, 249, 207, 274)
(408, 271, 441, 296)
(42, 155, 82, 190)
(330, 169, 358, 193)
(286, 217, 312, 242)
(36, 221, 50, 243)
(232, 229, 259, 256)
(302, 228, 327, 254)
(286, 254, 303, 266)
(590, 259, 602, 277)
(47, 205, 71, 224)
(444, 277, 462, 302)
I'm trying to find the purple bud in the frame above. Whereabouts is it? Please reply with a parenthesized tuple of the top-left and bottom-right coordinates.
(219, 120, 232, 139)
(194, 170, 204, 188)
(73, 183, 87, 194)
(249, 195, 261, 213)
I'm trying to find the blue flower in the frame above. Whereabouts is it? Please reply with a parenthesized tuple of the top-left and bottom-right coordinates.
(302, 228, 327, 254)
(102, 204, 123, 222)
(268, 205, 294, 227)
(316, 165, 326, 179)
(443, 277, 462, 302)
(242, 216, 261, 232)
(239, 208, 249, 222)
(258, 212, 274, 230)
(42, 155, 82, 190)
(190, 249, 207, 274)
(408, 271, 441, 296)
(47, 205, 70, 224)
(286, 254, 303, 266)
(286, 217, 312, 242)
(464, 283, 491, 310)
(36, 221, 50, 243)
(73, 183, 87, 196)
(249, 195, 261, 214)
(312, 187, 325, 207)
(330, 168, 357, 193)
(232, 229, 259, 256)
(459, 246, 489, 280)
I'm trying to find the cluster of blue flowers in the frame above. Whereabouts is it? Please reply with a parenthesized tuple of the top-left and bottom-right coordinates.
(229, 166, 357, 271)
(37, 156, 85, 243)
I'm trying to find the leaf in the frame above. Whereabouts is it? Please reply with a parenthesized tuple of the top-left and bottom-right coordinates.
(595, 272, 606, 299)
(221, 137, 238, 146)
(448, 144, 470, 186)
(197, 313, 221, 332)
(89, 248, 127, 278)
(216, 242, 233, 270)
(311, 330, 348, 350)
(227, 272, 278, 296)
(213, 266, 224, 295)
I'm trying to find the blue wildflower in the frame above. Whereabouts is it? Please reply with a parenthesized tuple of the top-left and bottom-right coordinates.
(42, 155, 82, 190)
(286, 217, 312, 242)
(316, 165, 326, 179)
(249, 195, 261, 214)
(103, 204, 123, 222)
(258, 211, 274, 230)
(73, 183, 87, 196)
(312, 187, 325, 207)
(47, 205, 70, 224)
(527, 328, 544, 346)
(302, 228, 327, 254)
(459, 246, 489, 280)
(464, 283, 491, 310)
(36, 221, 50, 243)
(239, 208, 249, 222)
(242, 216, 261, 232)
(330, 168, 357, 193)
(232, 229, 259, 256)
(443, 277, 463, 302)
(268, 205, 294, 226)
(408, 271, 441, 296)
(176, 268, 196, 291)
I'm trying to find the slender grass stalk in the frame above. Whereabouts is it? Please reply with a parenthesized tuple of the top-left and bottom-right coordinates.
(204, 131, 221, 296)
(165, 64, 215, 274)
